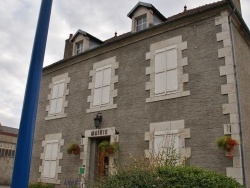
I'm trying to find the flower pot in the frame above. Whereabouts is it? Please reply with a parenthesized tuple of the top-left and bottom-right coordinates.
(73, 149, 80, 155)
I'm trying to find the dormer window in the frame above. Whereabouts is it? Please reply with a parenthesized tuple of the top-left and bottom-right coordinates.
(136, 15, 147, 31)
(75, 41, 83, 55)
(127, 2, 166, 33)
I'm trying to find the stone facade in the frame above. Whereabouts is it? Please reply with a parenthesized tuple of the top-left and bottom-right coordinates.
(0, 124, 18, 186)
(30, 1, 250, 187)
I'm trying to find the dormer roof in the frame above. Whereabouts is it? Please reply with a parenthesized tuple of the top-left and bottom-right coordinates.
(127, 1, 166, 21)
(70, 29, 103, 44)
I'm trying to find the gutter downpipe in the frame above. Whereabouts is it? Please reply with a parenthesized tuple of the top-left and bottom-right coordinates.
(228, 7, 246, 187)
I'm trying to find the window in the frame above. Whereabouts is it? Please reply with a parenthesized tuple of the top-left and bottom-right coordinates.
(39, 133, 63, 184)
(136, 15, 147, 31)
(46, 73, 70, 120)
(87, 57, 118, 113)
(145, 36, 189, 103)
(0, 142, 16, 158)
(154, 130, 179, 164)
(50, 80, 65, 115)
(43, 140, 58, 179)
(93, 66, 112, 107)
(75, 41, 83, 55)
(154, 46, 178, 95)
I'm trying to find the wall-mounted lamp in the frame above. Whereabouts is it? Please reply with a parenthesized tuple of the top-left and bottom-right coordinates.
(81, 134, 85, 138)
(94, 113, 102, 129)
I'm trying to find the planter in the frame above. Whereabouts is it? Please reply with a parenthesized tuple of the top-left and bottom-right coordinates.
(217, 136, 238, 158)
(67, 143, 81, 155)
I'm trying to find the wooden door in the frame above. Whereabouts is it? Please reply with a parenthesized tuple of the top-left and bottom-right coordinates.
(98, 149, 109, 177)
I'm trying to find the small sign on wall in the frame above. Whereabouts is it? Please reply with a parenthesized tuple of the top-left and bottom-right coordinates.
(79, 167, 85, 175)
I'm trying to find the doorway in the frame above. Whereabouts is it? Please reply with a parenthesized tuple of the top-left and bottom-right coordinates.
(88, 136, 110, 182)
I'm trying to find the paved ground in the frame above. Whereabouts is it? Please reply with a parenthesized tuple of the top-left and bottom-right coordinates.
(0, 186, 10, 188)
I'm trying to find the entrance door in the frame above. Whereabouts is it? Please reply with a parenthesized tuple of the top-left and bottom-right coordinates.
(98, 149, 110, 177)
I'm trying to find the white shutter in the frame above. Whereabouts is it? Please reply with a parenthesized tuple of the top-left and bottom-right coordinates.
(56, 98, 63, 113)
(102, 86, 110, 104)
(43, 141, 58, 178)
(101, 68, 111, 105)
(166, 49, 177, 69)
(43, 161, 51, 178)
(154, 135, 165, 156)
(94, 70, 103, 88)
(45, 143, 52, 159)
(103, 68, 111, 85)
(51, 83, 59, 99)
(155, 51, 166, 73)
(50, 83, 59, 115)
(57, 82, 64, 98)
(50, 161, 57, 178)
(166, 69, 178, 92)
(155, 72, 165, 94)
(51, 143, 58, 159)
(93, 88, 102, 106)
(155, 51, 167, 94)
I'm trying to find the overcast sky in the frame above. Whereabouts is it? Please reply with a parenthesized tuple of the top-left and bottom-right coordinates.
(0, 0, 249, 129)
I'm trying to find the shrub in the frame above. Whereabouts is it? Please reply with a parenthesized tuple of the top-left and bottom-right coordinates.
(29, 182, 55, 188)
(91, 165, 243, 188)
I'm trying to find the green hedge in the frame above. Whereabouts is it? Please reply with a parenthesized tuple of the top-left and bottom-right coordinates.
(92, 166, 243, 188)
(29, 182, 55, 188)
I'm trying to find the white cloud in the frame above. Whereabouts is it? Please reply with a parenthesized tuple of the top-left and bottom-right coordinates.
(0, 0, 249, 129)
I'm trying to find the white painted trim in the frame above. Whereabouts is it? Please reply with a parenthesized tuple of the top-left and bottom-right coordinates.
(87, 57, 118, 113)
(38, 133, 64, 184)
(145, 36, 190, 103)
(45, 73, 70, 120)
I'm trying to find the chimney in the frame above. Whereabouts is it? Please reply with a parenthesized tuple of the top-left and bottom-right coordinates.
(231, 0, 241, 14)
(63, 34, 73, 59)
(184, 5, 187, 12)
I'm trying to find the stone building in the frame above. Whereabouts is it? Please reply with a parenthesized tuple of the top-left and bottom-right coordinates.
(30, 0, 250, 187)
(0, 123, 18, 187)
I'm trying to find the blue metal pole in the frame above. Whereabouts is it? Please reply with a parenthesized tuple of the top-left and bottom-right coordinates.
(11, 0, 53, 187)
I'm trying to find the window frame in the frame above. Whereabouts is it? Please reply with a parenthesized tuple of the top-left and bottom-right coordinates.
(93, 65, 112, 107)
(154, 46, 178, 96)
(46, 73, 70, 120)
(87, 57, 118, 113)
(42, 140, 58, 179)
(75, 40, 84, 55)
(153, 130, 180, 163)
(135, 14, 147, 31)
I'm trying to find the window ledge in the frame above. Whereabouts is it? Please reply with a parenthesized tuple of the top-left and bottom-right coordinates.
(45, 113, 67, 121)
(86, 104, 117, 113)
(146, 90, 190, 103)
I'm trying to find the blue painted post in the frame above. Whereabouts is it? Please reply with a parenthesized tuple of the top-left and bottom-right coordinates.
(11, 0, 53, 187)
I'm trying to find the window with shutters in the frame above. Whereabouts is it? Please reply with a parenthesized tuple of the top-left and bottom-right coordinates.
(93, 66, 112, 107)
(46, 73, 70, 120)
(39, 133, 63, 184)
(154, 47, 178, 95)
(87, 57, 118, 113)
(50, 80, 65, 115)
(153, 130, 179, 164)
(43, 141, 58, 178)
(145, 36, 190, 103)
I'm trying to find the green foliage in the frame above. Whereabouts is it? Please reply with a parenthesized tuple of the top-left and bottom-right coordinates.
(98, 141, 118, 154)
(91, 165, 243, 188)
(29, 182, 55, 188)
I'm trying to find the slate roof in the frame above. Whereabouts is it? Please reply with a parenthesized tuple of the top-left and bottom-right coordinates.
(104, 0, 228, 44)
(70, 29, 103, 44)
(0, 123, 18, 136)
(127, 1, 166, 21)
